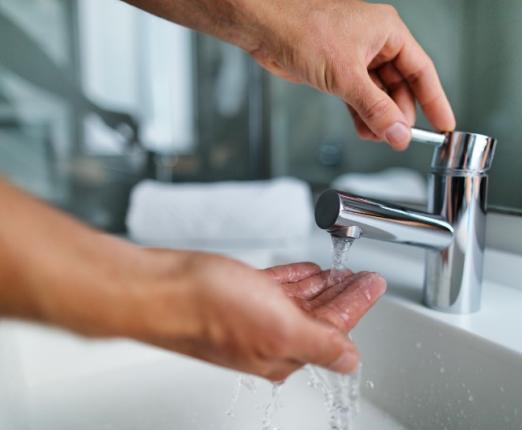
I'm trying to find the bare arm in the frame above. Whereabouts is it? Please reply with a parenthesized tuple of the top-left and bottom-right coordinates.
(125, 0, 455, 150)
(0, 179, 386, 379)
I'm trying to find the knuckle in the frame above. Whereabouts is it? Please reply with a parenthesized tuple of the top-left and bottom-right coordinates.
(267, 369, 293, 382)
(256, 361, 274, 379)
(377, 3, 400, 20)
(360, 97, 392, 123)
(263, 322, 294, 357)
(406, 59, 433, 86)
(274, 324, 294, 353)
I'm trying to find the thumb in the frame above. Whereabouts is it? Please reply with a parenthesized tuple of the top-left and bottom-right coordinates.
(291, 317, 359, 373)
(345, 70, 411, 150)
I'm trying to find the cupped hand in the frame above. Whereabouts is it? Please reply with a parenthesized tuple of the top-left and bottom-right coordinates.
(248, 0, 455, 149)
(263, 262, 386, 333)
(99, 251, 385, 381)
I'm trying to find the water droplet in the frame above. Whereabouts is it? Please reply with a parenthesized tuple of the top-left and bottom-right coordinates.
(225, 375, 244, 418)
(439, 367, 445, 374)
(434, 352, 441, 360)
(365, 380, 375, 390)
(468, 395, 474, 402)
(499, 385, 505, 393)
(262, 383, 283, 430)
(241, 375, 257, 392)
(415, 341, 422, 349)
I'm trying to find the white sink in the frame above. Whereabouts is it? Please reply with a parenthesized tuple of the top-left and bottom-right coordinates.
(1, 235, 521, 429)
(0, 320, 405, 430)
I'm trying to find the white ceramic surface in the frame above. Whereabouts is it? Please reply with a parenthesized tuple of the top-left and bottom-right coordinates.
(1, 234, 521, 429)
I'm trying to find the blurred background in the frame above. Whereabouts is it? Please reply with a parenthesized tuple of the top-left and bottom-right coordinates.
(0, 0, 521, 234)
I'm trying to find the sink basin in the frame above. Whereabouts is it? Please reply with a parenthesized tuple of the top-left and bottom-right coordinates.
(0, 320, 405, 430)
(1, 235, 521, 429)
(356, 294, 522, 429)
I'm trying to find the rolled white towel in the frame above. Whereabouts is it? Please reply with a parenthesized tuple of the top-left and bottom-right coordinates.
(126, 177, 314, 245)
(331, 168, 427, 204)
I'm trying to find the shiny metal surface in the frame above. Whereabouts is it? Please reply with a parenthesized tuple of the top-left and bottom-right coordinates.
(315, 190, 453, 248)
(411, 127, 497, 173)
(424, 174, 488, 313)
(315, 128, 497, 314)
(411, 127, 446, 146)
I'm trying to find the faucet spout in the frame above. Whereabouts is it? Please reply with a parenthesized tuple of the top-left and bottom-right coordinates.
(315, 190, 453, 249)
(315, 128, 497, 314)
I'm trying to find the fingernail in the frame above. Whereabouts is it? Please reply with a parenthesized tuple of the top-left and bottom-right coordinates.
(329, 351, 358, 373)
(384, 122, 411, 149)
(363, 273, 387, 301)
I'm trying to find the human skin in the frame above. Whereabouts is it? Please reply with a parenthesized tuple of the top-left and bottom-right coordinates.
(124, 0, 456, 149)
(0, 180, 385, 380)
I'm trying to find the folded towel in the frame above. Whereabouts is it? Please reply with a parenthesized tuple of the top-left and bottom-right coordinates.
(126, 177, 314, 245)
(331, 168, 427, 204)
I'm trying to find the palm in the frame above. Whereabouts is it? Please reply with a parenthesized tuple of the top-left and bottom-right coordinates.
(263, 263, 386, 333)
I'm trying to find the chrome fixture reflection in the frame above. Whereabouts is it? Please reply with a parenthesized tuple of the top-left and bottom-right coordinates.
(315, 128, 497, 314)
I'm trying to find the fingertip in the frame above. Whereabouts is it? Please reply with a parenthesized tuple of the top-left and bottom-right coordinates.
(444, 110, 457, 132)
(391, 140, 410, 151)
(328, 347, 359, 373)
(366, 272, 387, 298)
(429, 106, 456, 134)
(384, 122, 411, 150)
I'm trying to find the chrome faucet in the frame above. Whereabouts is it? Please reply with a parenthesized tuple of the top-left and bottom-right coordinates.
(315, 128, 497, 314)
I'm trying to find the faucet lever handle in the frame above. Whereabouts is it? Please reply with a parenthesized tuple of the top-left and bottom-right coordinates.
(411, 127, 447, 146)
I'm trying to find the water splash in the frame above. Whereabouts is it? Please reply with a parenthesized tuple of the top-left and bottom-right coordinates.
(262, 382, 283, 430)
(329, 236, 355, 285)
(226, 235, 360, 430)
(305, 235, 361, 430)
(225, 375, 257, 418)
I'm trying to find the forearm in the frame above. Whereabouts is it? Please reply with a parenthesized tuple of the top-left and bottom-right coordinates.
(123, 0, 294, 53)
(0, 179, 146, 334)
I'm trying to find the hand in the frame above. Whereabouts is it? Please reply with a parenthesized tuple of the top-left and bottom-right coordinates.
(125, 0, 455, 149)
(247, 0, 455, 150)
(107, 252, 384, 381)
(0, 180, 386, 382)
(264, 262, 386, 333)
(40, 247, 385, 381)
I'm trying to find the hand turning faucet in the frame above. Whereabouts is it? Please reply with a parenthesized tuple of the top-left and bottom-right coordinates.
(314, 128, 497, 314)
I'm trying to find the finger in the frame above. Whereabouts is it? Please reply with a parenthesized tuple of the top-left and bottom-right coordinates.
(313, 272, 387, 332)
(308, 271, 371, 308)
(261, 360, 302, 382)
(290, 320, 359, 373)
(281, 269, 354, 302)
(263, 262, 321, 284)
(281, 270, 331, 301)
(394, 35, 455, 131)
(369, 70, 385, 90)
(346, 104, 379, 141)
(344, 68, 411, 150)
(378, 63, 416, 126)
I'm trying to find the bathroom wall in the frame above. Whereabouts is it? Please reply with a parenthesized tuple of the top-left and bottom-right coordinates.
(0, 0, 261, 231)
